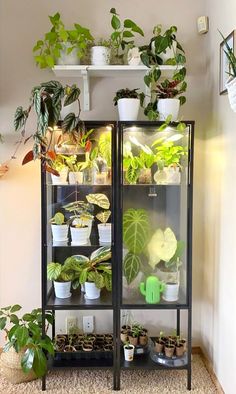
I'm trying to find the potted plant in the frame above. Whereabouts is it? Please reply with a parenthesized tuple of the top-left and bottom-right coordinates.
(55, 127, 94, 155)
(77, 246, 112, 299)
(63, 200, 94, 245)
(86, 193, 111, 244)
(50, 212, 68, 242)
(109, 8, 144, 64)
(47, 258, 76, 298)
(120, 325, 131, 343)
(175, 336, 185, 357)
(113, 88, 145, 121)
(50, 154, 68, 184)
(0, 305, 54, 383)
(76, 147, 99, 184)
(123, 342, 135, 362)
(33, 12, 94, 68)
(90, 38, 112, 65)
(219, 30, 236, 111)
(152, 141, 187, 185)
(98, 131, 112, 184)
(154, 331, 165, 353)
(63, 155, 84, 185)
(164, 338, 175, 358)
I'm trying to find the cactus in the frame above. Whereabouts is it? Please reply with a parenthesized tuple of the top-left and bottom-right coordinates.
(139, 276, 165, 304)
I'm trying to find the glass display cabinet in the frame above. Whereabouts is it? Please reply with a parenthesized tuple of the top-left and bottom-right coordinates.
(41, 121, 194, 391)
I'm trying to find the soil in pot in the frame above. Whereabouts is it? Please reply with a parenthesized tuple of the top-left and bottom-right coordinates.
(164, 344, 175, 358)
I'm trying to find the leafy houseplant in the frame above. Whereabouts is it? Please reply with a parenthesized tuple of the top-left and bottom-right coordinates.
(109, 8, 144, 64)
(219, 30, 236, 112)
(47, 257, 79, 298)
(77, 246, 112, 299)
(86, 193, 112, 244)
(63, 200, 94, 245)
(33, 12, 94, 68)
(114, 88, 145, 121)
(50, 212, 68, 242)
(0, 305, 54, 379)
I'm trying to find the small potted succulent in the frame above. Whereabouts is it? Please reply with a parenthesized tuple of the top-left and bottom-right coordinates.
(113, 88, 145, 121)
(90, 38, 112, 65)
(63, 200, 94, 245)
(77, 246, 112, 300)
(50, 212, 68, 242)
(123, 341, 135, 362)
(47, 258, 76, 298)
(33, 12, 94, 68)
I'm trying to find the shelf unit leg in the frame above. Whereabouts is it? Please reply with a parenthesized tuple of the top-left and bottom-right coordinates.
(42, 375, 46, 391)
(176, 309, 180, 336)
(187, 366, 192, 390)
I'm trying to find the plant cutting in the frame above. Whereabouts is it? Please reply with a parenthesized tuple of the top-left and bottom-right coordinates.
(77, 246, 112, 299)
(33, 12, 93, 68)
(154, 331, 165, 353)
(175, 336, 185, 357)
(123, 342, 135, 362)
(90, 38, 112, 65)
(62, 155, 84, 185)
(55, 128, 95, 155)
(50, 212, 68, 242)
(164, 338, 175, 358)
(0, 305, 54, 382)
(86, 193, 111, 244)
(113, 88, 145, 121)
(152, 141, 187, 185)
(109, 8, 144, 64)
(63, 200, 94, 245)
(219, 30, 236, 111)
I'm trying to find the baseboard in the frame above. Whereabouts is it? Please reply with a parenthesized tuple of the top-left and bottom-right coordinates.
(192, 347, 225, 394)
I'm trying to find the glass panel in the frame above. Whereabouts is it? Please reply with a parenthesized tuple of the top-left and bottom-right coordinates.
(45, 124, 113, 306)
(122, 124, 190, 306)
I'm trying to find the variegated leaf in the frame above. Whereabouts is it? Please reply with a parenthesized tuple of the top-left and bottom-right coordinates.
(86, 193, 110, 209)
(96, 210, 111, 224)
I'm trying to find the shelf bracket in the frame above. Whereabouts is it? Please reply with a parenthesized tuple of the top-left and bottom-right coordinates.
(81, 68, 90, 111)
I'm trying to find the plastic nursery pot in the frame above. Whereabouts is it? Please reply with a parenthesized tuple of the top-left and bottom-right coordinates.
(70, 226, 88, 245)
(157, 98, 180, 122)
(54, 281, 71, 299)
(127, 47, 142, 66)
(94, 171, 108, 185)
(175, 344, 185, 357)
(164, 345, 175, 358)
(162, 282, 180, 302)
(51, 168, 68, 185)
(117, 98, 140, 121)
(139, 335, 148, 346)
(84, 282, 101, 300)
(124, 344, 135, 362)
(64, 345, 77, 352)
(98, 223, 112, 244)
(68, 171, 83, 185)
(91, 46, 111, 65)
(138, 168, 152, 184)
(51, 224, 68, 242)
(128, 335, 138, 347)
(154, 340, 164, 353)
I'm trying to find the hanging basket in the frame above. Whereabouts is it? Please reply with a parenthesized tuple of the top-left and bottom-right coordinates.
(0, 347, 36, 384)
(226, 77, 236, 112)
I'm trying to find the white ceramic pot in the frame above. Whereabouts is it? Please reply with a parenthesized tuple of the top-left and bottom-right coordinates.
(162, 282, 179, 302)
(94, 172, 108, 185)
(84, 282, 101, 299)
(98, 223, 112, 244)
(127, 47, 141, 65)
(226, 77, 236, 112)
(124, 344, 135, 361)
(68, 171, 84, 185)
(51, 224, 68, 242)
(72, 218, 93, 240)
(54, 281, 71, 299)
(157, 98, 180, 121)
(70, 226, 88, 245)
(91, 46, 111, 65)
(56, 44, 79, 65)
(117, 98, 140, 121)
(154, 167, 180, 185)
(51, 168, 68, 185)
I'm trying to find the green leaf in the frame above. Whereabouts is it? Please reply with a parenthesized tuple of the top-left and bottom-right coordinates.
(22, 313, 34, 322)
(10, 314, 19, 324)
(10, 304, 22, 313)
(8, 325, 18, 340)
(64, 86, 80, 106)
(47, 262, 62, 281)
(62, 113, 77, 132)
(32, 348, 47, 377)
(90, 246, 111, 264)
(111, 14, 121, 30)
(179, 96, 186, 106)
(94, 272, 104, 289)
(86, 193, 110, 209)
(124, 19, 144, 36)
(21, 348, 35, 373)
(140, 52, 150, 68)
(144, 74, 151, 87)
(123, 208, 150, 254)
(123, 31, 135, 38)
(126, 166, 139, 184)
(46, 55, 55, 68)
(0, 317, 7, 330)
(110, 7, 117, 14)
(14, 326, 29, 349)
(79, 268, 88, 284)
(124, 253, 141, 284)
(14, 106, 27, 131)
(104, 273, 112, 291)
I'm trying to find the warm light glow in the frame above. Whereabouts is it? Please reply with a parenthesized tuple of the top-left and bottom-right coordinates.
(165, 133, 184, 142)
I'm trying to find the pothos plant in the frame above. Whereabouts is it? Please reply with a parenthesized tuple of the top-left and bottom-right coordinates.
(152, 141, 187, 169)
(13, 80, 83, 173)
(0, 305, 54, 378)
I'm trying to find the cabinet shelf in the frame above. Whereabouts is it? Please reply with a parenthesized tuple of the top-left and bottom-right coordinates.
(52, 64, 182, 111)
(120, 353, 188, 370)
(49, 357, 113, 369)
(46, 289, 113, 310)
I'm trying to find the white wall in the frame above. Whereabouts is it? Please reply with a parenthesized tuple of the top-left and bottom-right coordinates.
(200, 1, 236, 393)
(0, 0, 206, 344)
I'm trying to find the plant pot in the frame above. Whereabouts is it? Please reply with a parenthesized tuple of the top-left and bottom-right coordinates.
(157, 98, 180, 121)
(56, 44, 79, 65)
(70, 226, 88, 245)
(94, 172, 108, 185)
(179, 339, 187, 352)
(124, 344, 135, 361)
(72, 218, 93, 240)
(175, 344, 185, 357)
(154, 167, 180, 185)
(68, 171, 84, 185)
(138, 168, 152, 184)
(164, 345, 175, 358)
(127, 47, 141, 65)
(83, 167, 95, 184)
(91, 46, 111, 65)
(117, 98, 140, 121)
(226, 77, 236, 112)
(51, 168, 68, 185)
(84, 282, 101, 300)
(154, 340, 164, 353)
(120, 331, 128, 343)
(51, 224, 68, 242)
(162, 282, 179, 302)
(54, 281, 71, 299)
(98, 223, 112, 244)
(139, 335, 148, 346)
(155, 267, 179, 284)
(0, 347, 36, 384)
(128, 336, 138, 346)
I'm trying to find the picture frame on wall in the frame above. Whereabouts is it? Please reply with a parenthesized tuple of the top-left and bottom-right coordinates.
(220, 30, 236, 95)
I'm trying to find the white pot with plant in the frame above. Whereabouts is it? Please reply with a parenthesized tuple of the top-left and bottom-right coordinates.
(162, 282, 179, 302)
(150, 25, 180, 64)
(113, 88, 145, 121)
(63, 200, 94, 245)
(86, 193, 111, 244)
(50, 154, 68, 184)
(152, 140, 187, 185)
(91, 39, 111, 65)
(78, 246, 112, 300)
(219, 31, 236, 111)
(33, 12, 94, 69)
(50, 212, 68, 242)
(63, 154, 84, 184)
(47, 261, 73, 299)
(123, 343, 135, 361)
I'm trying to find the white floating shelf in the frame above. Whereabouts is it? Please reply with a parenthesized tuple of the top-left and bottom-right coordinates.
(52, 65, 182, 111)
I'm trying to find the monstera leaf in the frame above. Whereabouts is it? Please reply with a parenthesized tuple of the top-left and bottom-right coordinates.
(86, 193, 110, 209)
(148, 227, 177, 269)
(123, 252, 141, 284)
(123, 209, 150, 254)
